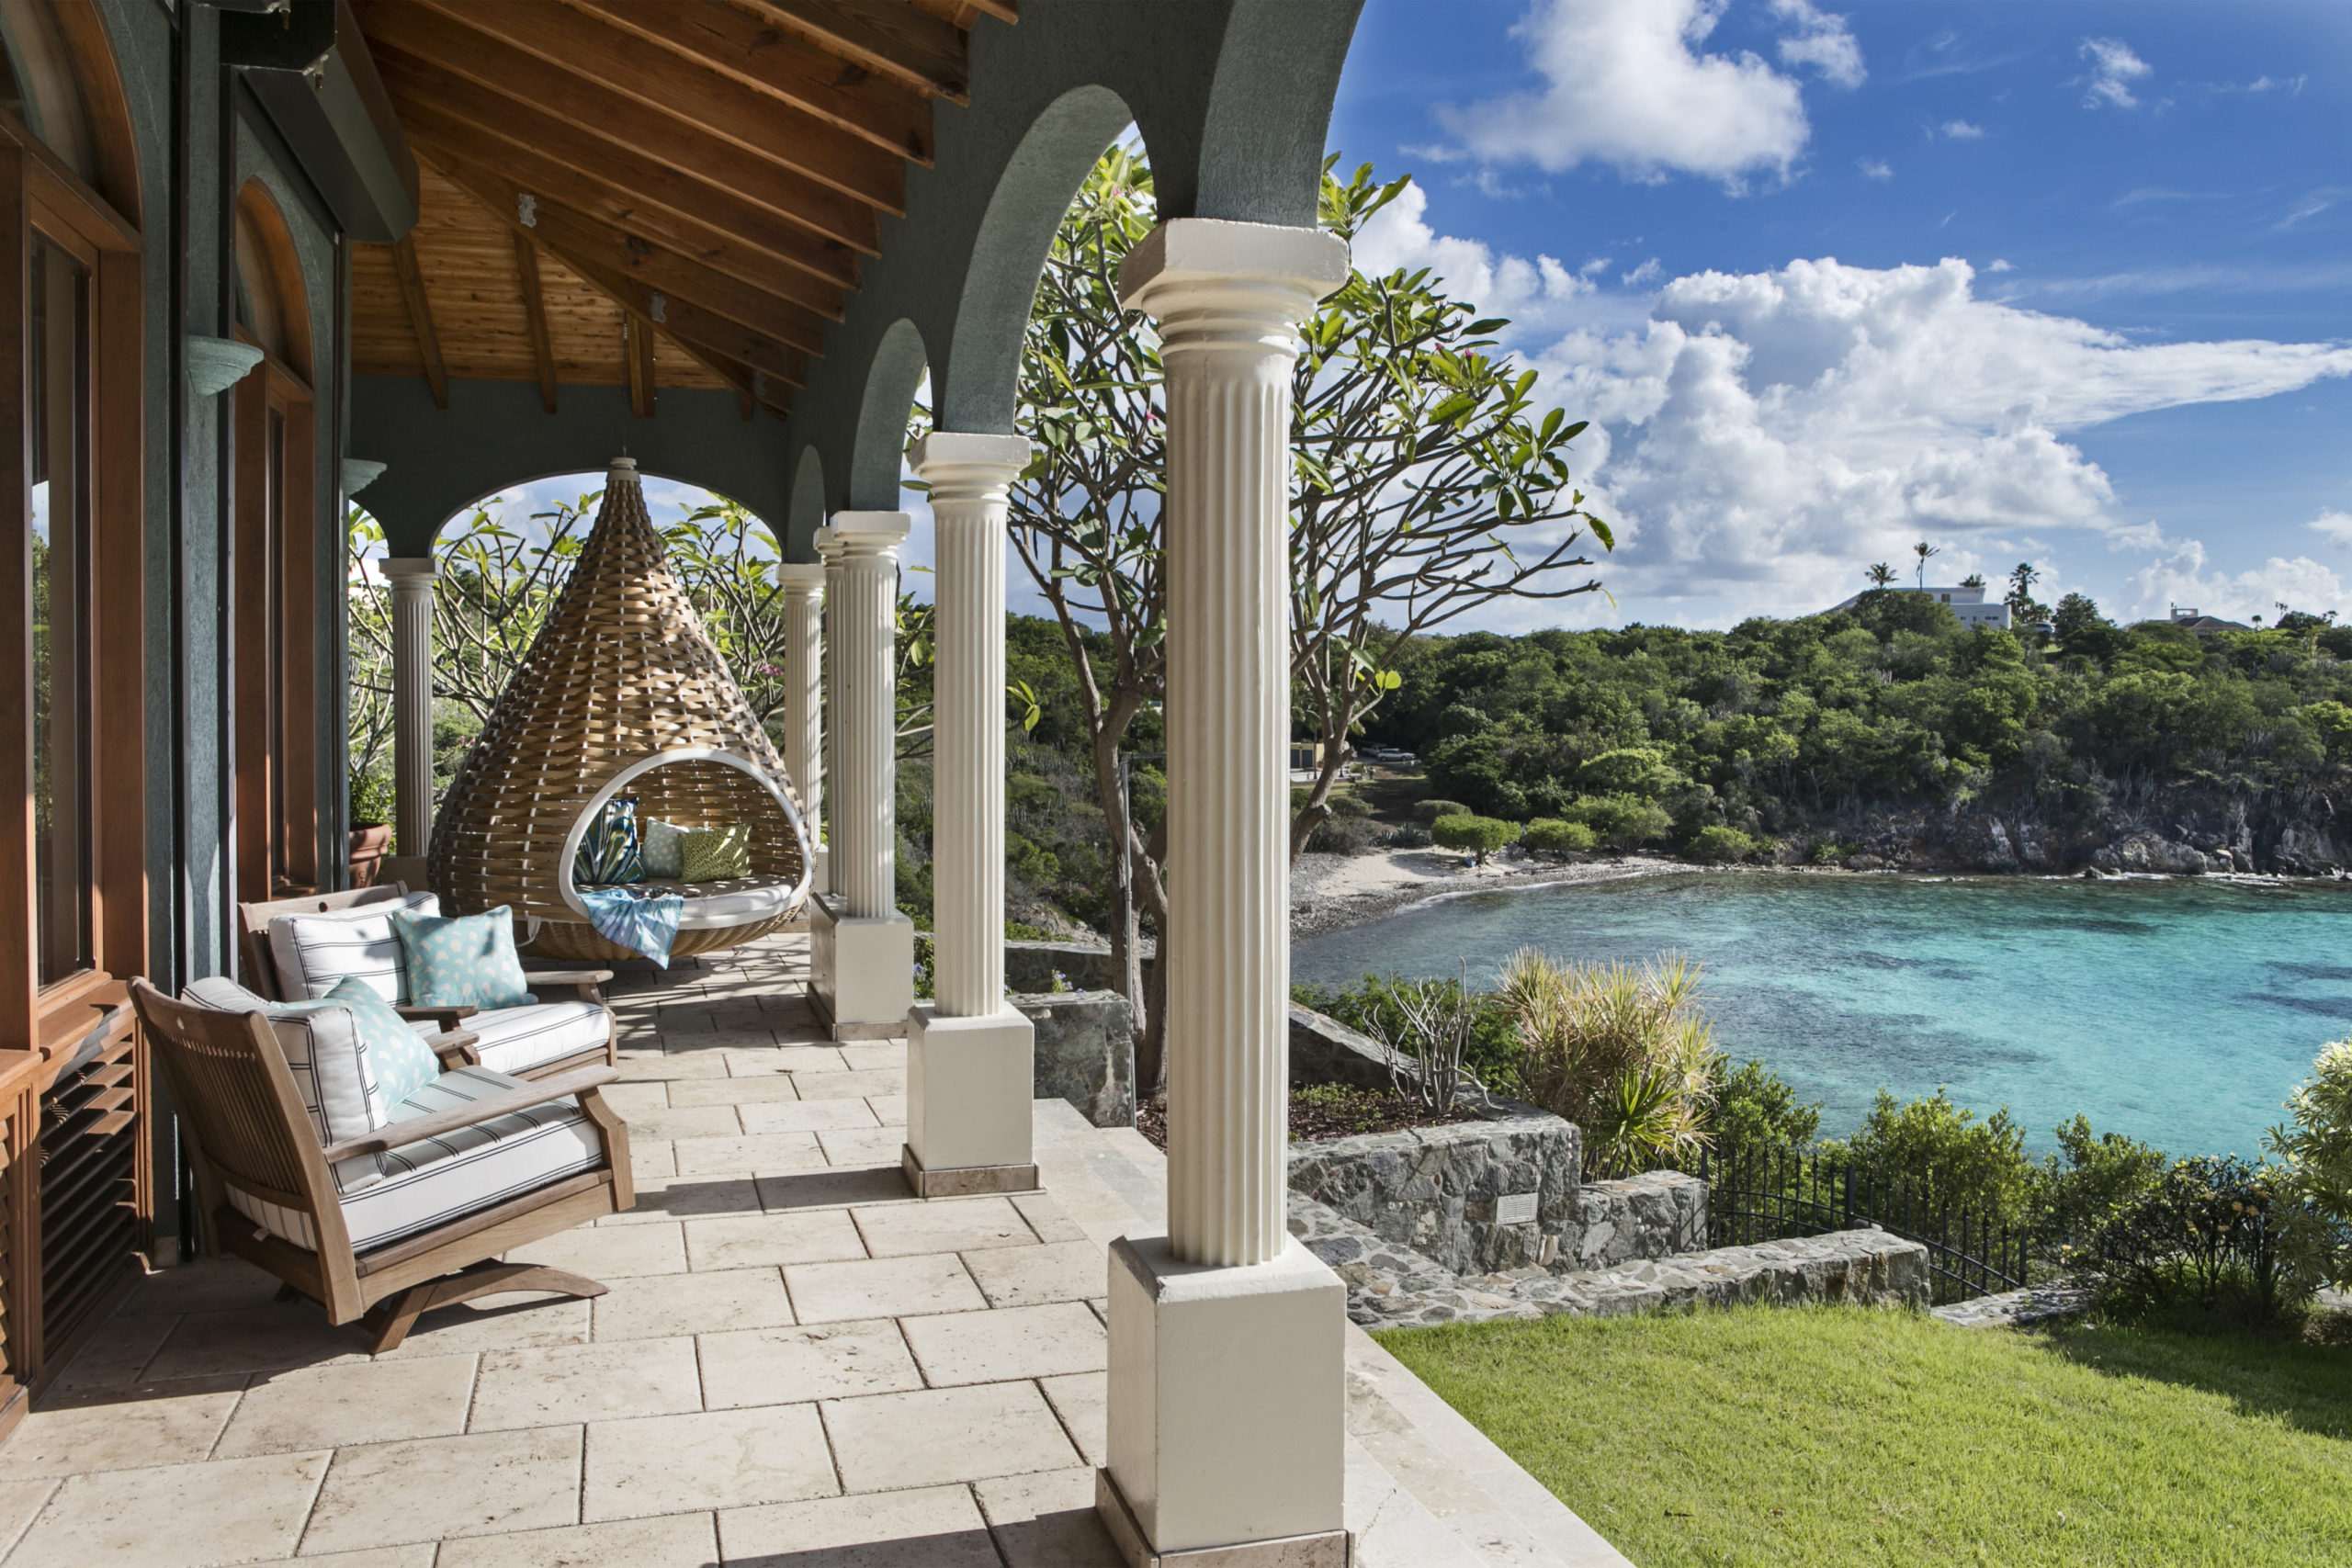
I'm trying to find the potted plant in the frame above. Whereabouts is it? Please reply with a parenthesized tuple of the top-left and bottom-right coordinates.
(347, 769, 395, 887)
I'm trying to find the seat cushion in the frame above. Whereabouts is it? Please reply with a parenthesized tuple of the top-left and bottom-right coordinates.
(227, 1066, 608, 1253)
(391, 905, 537, 1010)
(415, 1000, 611, 1077)
(268, 890, 439, 1005)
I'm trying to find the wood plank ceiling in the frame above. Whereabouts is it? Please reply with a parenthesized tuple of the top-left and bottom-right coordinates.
(347, 0, 1016, 421)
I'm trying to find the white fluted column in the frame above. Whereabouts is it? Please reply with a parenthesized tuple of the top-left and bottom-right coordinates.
(776, 561, 826, 891)
(803, 514, 914, 1039)
(1097, 219, 1352, 1567)
(813, 529, 846, 897)
(380, 556, 437, 861)
(901, 434, 1036, 1198)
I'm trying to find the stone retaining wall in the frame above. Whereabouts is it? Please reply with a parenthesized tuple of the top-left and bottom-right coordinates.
(1290, 1196, 1929, 1329)
(1012, 989, 1135, 1129)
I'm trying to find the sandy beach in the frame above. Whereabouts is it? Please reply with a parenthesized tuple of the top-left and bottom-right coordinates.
(1288, 847, 1686, 938)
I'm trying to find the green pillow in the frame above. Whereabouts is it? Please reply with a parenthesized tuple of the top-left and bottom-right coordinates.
(323, 975, 439, 1112)
(390, 905, 538, 1011)
(680, 823, 752, 881)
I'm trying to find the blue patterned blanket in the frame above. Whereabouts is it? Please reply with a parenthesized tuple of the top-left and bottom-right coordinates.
(578, 885, 684, 967)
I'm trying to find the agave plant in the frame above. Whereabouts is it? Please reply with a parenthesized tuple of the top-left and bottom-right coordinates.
(1498, 948, 1722, 1178)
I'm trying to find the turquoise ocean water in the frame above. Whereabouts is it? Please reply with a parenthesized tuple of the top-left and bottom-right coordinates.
(1291, 873, 2352, 1157)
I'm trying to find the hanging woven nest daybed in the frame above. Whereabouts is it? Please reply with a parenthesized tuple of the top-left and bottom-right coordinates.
(428, 457, 812, 963)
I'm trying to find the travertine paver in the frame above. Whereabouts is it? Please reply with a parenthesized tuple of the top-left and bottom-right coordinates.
(3, 935, 1628, 1568)
(213, 1357, 477, 1457)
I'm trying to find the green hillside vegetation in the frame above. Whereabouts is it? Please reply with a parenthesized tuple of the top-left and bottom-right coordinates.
(1363, 591, 2352, 850)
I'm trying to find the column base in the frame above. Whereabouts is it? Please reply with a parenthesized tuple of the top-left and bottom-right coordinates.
(899, 1141, 1038, 1199)
(1096, 1470, 1351, 1568)
(807, 894, 915, 1040)
(905, 1006, 1035, 1191)
(1103, 1235, 1349, 1563)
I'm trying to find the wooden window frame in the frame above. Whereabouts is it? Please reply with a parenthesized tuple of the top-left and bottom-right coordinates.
(231, 349, 318, 901)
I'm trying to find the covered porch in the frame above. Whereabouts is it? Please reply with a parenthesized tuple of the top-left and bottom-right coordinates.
(0, 932, 1625, 1568)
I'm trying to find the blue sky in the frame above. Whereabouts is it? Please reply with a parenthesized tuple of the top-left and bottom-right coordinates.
(1329, 0, 2352, 629)
(405, 1, 2352, 636)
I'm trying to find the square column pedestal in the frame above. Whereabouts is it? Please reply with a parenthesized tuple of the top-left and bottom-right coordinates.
(1099, 1235, 1351, 1566)
(807, 893, 914, 1041)
(903, 1007, 1038, 1197)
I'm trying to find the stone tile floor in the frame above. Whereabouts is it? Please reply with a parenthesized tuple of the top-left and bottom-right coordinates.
(0, 935, 1631, 1567)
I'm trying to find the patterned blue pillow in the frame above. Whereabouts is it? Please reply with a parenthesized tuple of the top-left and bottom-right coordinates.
(641, 818, 686, 879)
(390, 906, 538, 1011)
(322, 975, 439, 1111)
(575, 795, 643, 886)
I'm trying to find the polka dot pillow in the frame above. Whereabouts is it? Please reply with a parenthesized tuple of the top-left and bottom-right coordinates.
(390, 905, 538, 1011)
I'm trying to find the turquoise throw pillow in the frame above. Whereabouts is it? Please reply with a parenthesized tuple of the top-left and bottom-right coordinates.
(575, 795, 643, 886)
(324, 975, 439, 1111)
(390, 906, 538, 1011)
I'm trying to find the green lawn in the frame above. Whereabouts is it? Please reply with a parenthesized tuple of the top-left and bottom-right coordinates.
(1377, 1305, 2352, 1567)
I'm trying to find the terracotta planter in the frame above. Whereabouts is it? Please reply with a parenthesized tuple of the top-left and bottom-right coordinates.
(347, 824, 392, 888)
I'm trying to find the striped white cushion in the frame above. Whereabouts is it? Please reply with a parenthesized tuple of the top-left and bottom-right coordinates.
(227, 1067, 606, 1253)
(267, 891, 439, 1005)
(409, 1001, 610, 1077)
(180, 976, 389, 1196)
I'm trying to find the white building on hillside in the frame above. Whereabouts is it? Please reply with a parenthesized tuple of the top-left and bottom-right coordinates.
(1827, 582, 2013, 629)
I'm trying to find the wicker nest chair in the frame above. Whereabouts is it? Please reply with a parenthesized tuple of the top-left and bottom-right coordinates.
(428, 457, 812, 963)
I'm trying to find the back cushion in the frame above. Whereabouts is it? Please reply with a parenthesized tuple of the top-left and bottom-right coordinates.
(268, 890, 438, 1005)
(180, 975, 388, 1194)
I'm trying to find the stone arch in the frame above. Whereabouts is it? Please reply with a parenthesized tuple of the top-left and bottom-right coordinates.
(935, 85, 1136, 436)
(845, 317, 929, 513)
(786, 446, 828, 560)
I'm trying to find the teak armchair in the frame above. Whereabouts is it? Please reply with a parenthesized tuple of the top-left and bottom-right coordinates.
(130, 979, 635, 1351)
(237, 884, 617, 1081)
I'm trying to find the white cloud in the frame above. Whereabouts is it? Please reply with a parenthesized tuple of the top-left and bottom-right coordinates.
(1940, 118, 1985, 139)
(1986, 259, 2014, 273)
(1433, 0, 1814, 186)
(1770, 0, 1864, 88)
(2309, 510, 2352, 549)
(1368, 217, 2352, 626)
(2121, 534, 2346, 622)
(1352, 182, 1599, 336)
(1857, 158, 1893, 182)
(2080, 38, 2152, 109)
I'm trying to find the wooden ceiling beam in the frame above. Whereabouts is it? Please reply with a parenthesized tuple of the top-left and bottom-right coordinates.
(399, 115, 848, 317)
(390, 231, 448, 408)
(372, 1, 910, 209)
(625, 312, 655, 418)
(363, 31, 881, 254)
(732, 0, 970, 103)
(560, 0, 934, 162)
(666, 336, 793, 421)
(512, 230, 558, 413)
(380, 82, 865, 306)
(421, 150, 833, 357)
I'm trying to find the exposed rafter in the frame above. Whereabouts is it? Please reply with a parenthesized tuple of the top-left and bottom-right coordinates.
(732, 0, 971, 102)
(390, 231, 447, 409)
(512, 230, 557, 413)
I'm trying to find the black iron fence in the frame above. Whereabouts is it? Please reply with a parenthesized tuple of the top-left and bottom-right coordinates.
(1676, 1141, 2031, 1305)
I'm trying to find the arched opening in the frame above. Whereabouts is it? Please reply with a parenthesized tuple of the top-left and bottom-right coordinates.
(847, 318, 929, 512)
(234, 182, 312, 381)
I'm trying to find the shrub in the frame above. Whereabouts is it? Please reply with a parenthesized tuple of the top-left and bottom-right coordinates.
(1805, 838, 1849, 866)
(348, 768, 395, 830)
(1498, 949, 1722, 1178)
(1293, 975, 1524, 1099)
(2085, 1156, 2323, 1325)
(1575, 747, 1686, 798)
(1431, 813, 1519, 863)
(1686, 825, 1760, 863)
(1381, 822, 1432, 849)
(1826, 1088, 2034, 1224)
(1708, 1058, 1822, 1148)
(1521, 818, 1596, 859)
(1414, 797, 1473, 824)
(2267, 1039, 2352, 1289)
(1328, 793, 1373, 818)
(1306, 813, 1381, 855)
(2034, 1114, 2167, 1257)
(1559, 793, 1672, 849)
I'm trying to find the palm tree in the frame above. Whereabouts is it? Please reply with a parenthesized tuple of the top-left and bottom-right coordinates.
(1912, 540, 1939, 590)
(1865, 562, 1897, 588)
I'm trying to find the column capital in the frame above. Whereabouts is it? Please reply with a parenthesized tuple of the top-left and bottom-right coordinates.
(775, 561, 827, 593)
(1117, 218, 1350, 321)
(380, 555, 437, 586)
(911, 433, 1030, 503)
(828, 511, 912, 558)
(812, 526, 842, 563)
